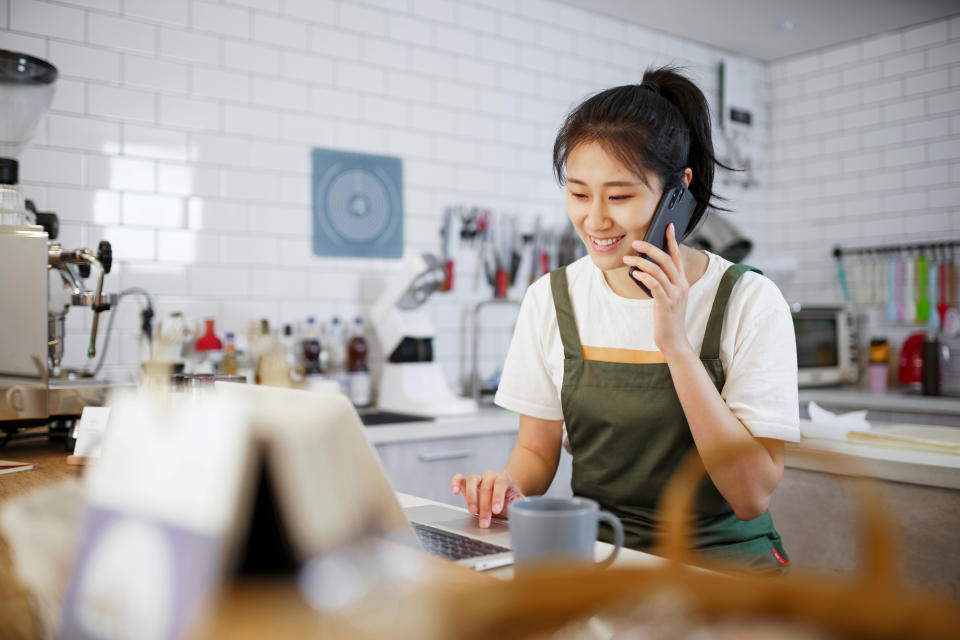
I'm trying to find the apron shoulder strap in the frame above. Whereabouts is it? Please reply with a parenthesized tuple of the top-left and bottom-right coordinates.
(549, 266, 583, 360)
(700, 263, 763, 360)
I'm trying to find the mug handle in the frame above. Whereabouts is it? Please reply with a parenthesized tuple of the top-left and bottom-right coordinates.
(6, 387, 24, 412)
(596, 510, 623, 568)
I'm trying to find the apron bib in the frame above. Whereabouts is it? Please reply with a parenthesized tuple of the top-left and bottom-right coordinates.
(551, 263, 790, 573)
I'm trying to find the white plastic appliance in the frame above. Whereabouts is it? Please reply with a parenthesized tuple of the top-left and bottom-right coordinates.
(370, 253, 476, 416)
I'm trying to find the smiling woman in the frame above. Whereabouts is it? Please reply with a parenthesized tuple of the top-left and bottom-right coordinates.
(563, 142, 705, 295)
(450, 66, 801, 575)
(553, 68, 731, 299)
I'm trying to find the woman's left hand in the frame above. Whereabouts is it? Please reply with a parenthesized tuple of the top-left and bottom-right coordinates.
(623, 223, 694, 358)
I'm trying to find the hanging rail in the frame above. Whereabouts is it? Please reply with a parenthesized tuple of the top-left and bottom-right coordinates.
(833, 239, 960, 260)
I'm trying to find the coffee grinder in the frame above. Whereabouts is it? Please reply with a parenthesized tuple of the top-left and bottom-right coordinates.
(0, 49, 122, 446)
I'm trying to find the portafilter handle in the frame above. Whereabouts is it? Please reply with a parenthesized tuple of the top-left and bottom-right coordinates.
(87, 241, 113, 359)
(49, 241, 114, 358)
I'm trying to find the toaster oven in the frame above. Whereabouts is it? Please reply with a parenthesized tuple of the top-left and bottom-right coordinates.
(790, 304, 859, 387)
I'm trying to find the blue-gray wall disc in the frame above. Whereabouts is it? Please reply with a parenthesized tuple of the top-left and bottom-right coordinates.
(311, 148, 403, 258)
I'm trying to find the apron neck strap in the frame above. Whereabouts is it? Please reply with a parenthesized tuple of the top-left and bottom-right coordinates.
(700, 263, 763, 360)
(550, 267, 583, 360)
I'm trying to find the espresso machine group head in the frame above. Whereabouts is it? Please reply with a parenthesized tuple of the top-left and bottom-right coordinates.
(1, 50, 122, 444)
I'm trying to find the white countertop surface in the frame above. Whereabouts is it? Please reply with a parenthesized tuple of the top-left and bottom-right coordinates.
(789, 421, 960, 490)
(799, 386, 960, 415)
(367, 406, 960, 490)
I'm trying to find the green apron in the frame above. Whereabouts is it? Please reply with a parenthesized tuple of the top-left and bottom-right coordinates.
(551, 263, 790, 573)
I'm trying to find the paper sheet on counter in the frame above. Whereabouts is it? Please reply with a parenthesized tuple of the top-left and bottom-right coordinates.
(800, 401, 871, 440)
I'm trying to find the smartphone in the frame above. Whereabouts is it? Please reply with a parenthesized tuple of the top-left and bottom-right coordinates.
(629, 185, 698, 295)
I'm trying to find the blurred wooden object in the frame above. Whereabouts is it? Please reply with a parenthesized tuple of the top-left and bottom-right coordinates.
(0, 432, 79, 640)
(434, 448, 960, 640)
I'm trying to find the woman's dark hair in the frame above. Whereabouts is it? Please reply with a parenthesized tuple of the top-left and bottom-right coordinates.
(552, 66, 733, 239)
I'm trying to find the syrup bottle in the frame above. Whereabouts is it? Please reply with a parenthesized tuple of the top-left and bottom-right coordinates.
(194, 317, 222, 374)
(347, 316, 371, 407)
(300, 316, 322, 375)
(283, 323, 304, 383)
(220, 332, 239, 376)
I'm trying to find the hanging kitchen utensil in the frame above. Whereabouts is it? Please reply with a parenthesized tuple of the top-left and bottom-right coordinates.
(835, 252, 850, 303)
(886, 254, 899, 325)
(938, 245, 950, 327)
(903, 247, 916, 325)
(853, 251, 868, 305)
(876, 249, 887, 306)
(863, 249, 875, 305)
(947, 245, 957, 308)
(916, 248, 929, 323)
(927, 256, 940, 332)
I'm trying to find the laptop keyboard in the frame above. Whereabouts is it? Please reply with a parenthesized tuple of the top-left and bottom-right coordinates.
(411, 522, 509, 560)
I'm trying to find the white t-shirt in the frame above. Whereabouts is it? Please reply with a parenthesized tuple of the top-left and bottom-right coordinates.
(494, 251, 801, 442)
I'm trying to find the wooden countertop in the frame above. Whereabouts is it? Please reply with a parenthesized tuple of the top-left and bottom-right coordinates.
(0, 430, 78, 640)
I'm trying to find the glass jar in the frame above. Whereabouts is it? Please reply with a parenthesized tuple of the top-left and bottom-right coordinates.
(0, 183, 34, 226)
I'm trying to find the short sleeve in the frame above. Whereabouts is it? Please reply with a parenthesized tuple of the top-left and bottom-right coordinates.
(494, 286, 564, 421)
(721, 302, 801, 442)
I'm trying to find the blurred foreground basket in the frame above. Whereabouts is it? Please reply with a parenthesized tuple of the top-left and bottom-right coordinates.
(432, 448, 960, 640)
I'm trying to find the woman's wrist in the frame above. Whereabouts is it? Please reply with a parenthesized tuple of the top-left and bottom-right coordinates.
(661, 339, 696, 363)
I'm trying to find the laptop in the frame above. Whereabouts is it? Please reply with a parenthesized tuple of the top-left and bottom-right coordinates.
(214, 381, 513, 571)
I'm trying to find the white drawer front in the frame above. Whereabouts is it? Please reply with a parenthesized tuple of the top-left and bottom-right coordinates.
(374, 433, 516, 506)
(375, 433, 575, 505)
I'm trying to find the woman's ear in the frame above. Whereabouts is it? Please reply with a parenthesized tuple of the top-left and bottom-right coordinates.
(682, 168, 693, 188)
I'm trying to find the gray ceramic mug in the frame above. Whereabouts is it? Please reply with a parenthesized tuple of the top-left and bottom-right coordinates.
(509, 496, 624, 570)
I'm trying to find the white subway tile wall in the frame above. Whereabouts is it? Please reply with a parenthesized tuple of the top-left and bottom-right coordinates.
(4, 0, 761, 389)
(768, 15, 960, 304)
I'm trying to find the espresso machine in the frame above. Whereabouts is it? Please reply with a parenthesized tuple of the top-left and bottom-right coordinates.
(0, 49, 121, 446)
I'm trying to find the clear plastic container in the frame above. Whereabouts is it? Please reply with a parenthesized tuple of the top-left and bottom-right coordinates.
(0, 183, 34, 226)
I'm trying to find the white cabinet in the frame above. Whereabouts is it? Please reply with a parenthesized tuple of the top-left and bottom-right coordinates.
(373, 430, 574, 507)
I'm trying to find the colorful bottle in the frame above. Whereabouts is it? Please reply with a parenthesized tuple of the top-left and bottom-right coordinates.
(221, 332, 239, 376)
(866, 337, 888, 394)
(195, 318, 223, 351)
(317, 321, 331, 377)
(254, 318, 271, 385)
(282, 323, 304, 383)
(347, 316, 371, 407)
(194, 317, 222, 374)
(300, 316, 322, 375)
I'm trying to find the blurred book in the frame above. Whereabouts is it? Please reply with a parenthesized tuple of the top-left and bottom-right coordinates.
(0, 460, 36, 475)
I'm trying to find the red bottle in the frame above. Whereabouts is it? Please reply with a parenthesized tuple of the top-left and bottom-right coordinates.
(195, 318, 223, 352)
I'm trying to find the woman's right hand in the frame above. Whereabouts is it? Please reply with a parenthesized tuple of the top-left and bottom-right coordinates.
(450, 470, 524, 528)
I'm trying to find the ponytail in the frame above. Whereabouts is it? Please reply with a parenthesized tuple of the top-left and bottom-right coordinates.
(552, 66, 732, 238)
